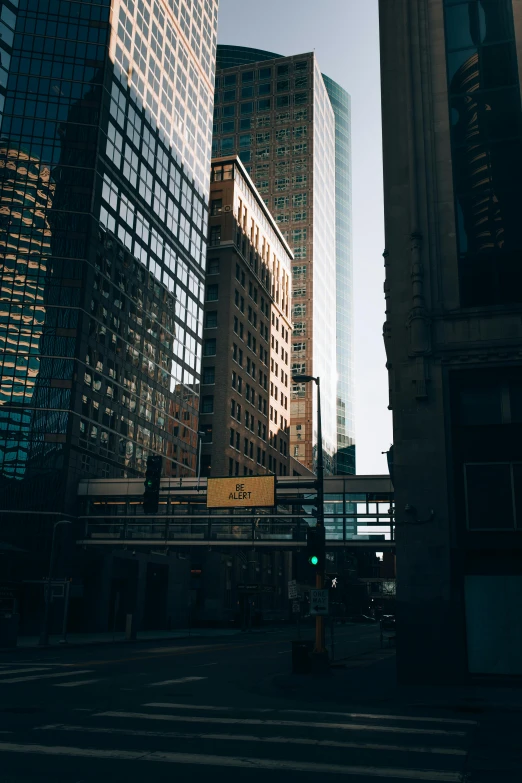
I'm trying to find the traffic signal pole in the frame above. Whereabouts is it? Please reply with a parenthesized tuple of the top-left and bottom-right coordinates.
(291, 372, 329, 672)
(315, 376, 325, 656)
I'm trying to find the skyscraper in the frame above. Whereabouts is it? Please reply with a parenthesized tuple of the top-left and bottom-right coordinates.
(215, 46, 355, 474)
(200, 155, 292, 479)
(213, 49, 338, 474)
(0, 0, 218, 626)
(380, 0, 522, 682)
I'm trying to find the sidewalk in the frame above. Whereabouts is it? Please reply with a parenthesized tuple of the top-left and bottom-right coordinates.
(267, 649, 522, 781)
(4, 626, 254, 650)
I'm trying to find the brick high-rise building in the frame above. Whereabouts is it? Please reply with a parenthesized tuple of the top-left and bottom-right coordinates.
(212, 51, 337, 474)
(200, 156, 293, 478)
(214, 46, 355, 475)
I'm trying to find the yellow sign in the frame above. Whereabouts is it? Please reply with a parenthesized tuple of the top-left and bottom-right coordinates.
(206, 476, 275, 508)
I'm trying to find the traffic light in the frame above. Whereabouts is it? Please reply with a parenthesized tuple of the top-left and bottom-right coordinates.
(143, 455, 162, 513)
(306, 524, 325, 570)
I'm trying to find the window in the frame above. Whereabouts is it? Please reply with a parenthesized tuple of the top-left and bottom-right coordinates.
(224, 73, 236, 86)
(241, 101, 254, 115)
(223, 89, 236, 102)
(207, 258, 219, 274)
(242, 70, 254, 83)
(222, 120, 235, 133)
(211, 198, 222, 215)
(205, 311, 217, 328)
(206, 284, 218, 301)
(210, 225, 221, 246)
(203, 338, 216, 356)
(201, 396, 214, 413)
(203, 366, 215, 384)
(258, 98, 271, 111)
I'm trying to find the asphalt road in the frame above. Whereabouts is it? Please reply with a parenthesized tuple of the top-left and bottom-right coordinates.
(0, 625, 475, 782)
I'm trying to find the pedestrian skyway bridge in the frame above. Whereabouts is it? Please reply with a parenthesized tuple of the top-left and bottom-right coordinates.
(77, 475, 394, 551)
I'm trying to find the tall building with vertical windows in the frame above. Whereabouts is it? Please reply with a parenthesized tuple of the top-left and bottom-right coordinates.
(0, 0, 218, 631)
(213, 49, 337, 475)
(200, 156, 292, 479)
(380, 0, 522, 683)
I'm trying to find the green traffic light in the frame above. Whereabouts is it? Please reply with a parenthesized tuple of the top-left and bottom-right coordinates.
(309, 555, 319, 566)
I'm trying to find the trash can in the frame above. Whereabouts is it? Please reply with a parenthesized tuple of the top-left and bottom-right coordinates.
(0, 612, 19, 648)
(292, 639, 313, 674)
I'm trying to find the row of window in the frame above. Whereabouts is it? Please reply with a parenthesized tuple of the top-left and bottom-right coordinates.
(216, 60, 308, 89)
(213, 94, 308, 119)
(227, 456, 287, 477)
(232, 372, 268, 416)
(215, 77, 308, 103)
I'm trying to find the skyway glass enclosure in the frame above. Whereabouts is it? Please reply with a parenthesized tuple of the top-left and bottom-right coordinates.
(77, 475, 394, 548)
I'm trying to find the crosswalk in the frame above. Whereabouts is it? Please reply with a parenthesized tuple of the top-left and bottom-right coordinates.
(0, 699, 476, 780)
(0, 661, 98, 688)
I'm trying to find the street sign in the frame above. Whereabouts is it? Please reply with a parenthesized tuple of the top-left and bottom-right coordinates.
(207, 476, 275, 508)
(288, 579, 298, 599)
(292, 601, 300, 614)
(310, 588, 329, 615)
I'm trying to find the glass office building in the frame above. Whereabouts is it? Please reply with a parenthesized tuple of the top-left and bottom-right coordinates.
(215, 46, 355, 474)
(0, 0, 218, 533)
(322, 74, 354, 474)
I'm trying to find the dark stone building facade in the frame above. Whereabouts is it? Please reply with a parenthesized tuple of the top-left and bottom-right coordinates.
(380, 0, 522, 682)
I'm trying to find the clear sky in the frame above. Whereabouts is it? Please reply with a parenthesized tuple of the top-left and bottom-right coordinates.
(216, 0, 392, 475)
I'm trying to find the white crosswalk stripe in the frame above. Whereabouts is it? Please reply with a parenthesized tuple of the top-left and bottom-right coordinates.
(147, 676, 207, 687)
(54, 679, 103, 688)
(0, 699, 474, 780)
(0, 741, 466, 780)
(0, 669, 93, 684)
(36, 723, 468, 756)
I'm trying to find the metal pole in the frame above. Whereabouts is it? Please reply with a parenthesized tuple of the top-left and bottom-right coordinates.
(39, 520, 71, 646)
(315, 376, 325, 654)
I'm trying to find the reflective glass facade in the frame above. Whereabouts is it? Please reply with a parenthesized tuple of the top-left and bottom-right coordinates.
(213, 47, 338, 474)
(442, 0, 522, 306)
(0, 0, 218, 523)
(322, 75, 355, 474)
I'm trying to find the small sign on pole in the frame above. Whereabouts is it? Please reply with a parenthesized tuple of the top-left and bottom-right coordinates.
(292, 601, 300, 614)
(310, 588, 329, 615)
(288, 579, 298, 599)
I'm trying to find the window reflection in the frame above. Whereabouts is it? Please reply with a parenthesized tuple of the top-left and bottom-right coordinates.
(444, 0, 522, 306)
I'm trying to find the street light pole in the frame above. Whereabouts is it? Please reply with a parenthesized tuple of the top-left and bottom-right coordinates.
(39, 520, 71, 646)
(292, 373, 327, 661)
